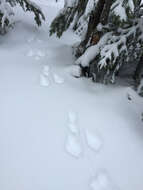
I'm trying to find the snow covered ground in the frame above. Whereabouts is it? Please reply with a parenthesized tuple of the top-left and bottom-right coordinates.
(0, 1, 143, 190)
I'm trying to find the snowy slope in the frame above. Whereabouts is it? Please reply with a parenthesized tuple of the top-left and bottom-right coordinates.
(0, 1, 143, 190)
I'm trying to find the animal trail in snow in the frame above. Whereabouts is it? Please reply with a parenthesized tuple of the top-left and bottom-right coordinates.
(85, 129, 103, 153)
(90, 170, 118, 190)
(65, 111, 82, 158)
(65, 111, 104, 158)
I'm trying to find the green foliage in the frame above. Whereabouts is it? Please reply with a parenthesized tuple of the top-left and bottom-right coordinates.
(50, 6, 77, 38)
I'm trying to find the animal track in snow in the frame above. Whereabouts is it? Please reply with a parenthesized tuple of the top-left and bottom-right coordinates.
(85, 129, 103, 153)
(65, 133, 82, 158)
(68, 111, 77, 124)
(27, 36, 35, 43)
(65, 111, 104, 159)
(65, 111, 82, 158)
(53, 73, 64, 84)
(43, 65, 50, 77)
(68, 123, 79, 135)
(68, 111, 79, 134)
(37, 50, 45, 57)
(90, 170, 118, 190)
(26, 50, 35, 57)
(40, 74, 50, 87)
(26, 49, 46, 61)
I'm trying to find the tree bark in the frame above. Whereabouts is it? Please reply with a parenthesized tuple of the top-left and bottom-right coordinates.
(100, 0, 113, 25)
(81, 0, 105, 47)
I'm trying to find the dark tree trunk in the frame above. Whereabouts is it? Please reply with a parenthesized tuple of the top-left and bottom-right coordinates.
(81, 0, 105, 47)
(100, 0, 113, 25)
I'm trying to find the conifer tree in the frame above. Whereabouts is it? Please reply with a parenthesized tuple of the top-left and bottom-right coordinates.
(50, 0, 143, 92)
(0, 0, 45, 34)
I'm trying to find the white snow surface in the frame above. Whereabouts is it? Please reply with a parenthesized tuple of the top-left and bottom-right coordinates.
(0, 1, 143, 190)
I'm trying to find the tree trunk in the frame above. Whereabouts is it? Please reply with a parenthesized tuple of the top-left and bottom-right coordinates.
(100, 0, 113, 25)
(81, 0, 105, 48)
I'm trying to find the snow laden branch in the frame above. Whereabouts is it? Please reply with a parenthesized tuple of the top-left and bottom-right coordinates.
(16, 0, 45, 26)
(0, 0, 14, 33)
(50, 0, 89, 38)
(51, 0, 143, 89)
(0, 0, 45, 34)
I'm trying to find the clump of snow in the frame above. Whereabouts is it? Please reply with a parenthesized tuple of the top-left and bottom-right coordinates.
(111, 0, 127, 21)
(75, 33, 111, 67)
(85, 0, 98, 16)
(97, 23, 103, 32)
(70, 65, 81, 77)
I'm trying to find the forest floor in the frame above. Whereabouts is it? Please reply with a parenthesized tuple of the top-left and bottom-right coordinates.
(0, 1, 143, 190)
